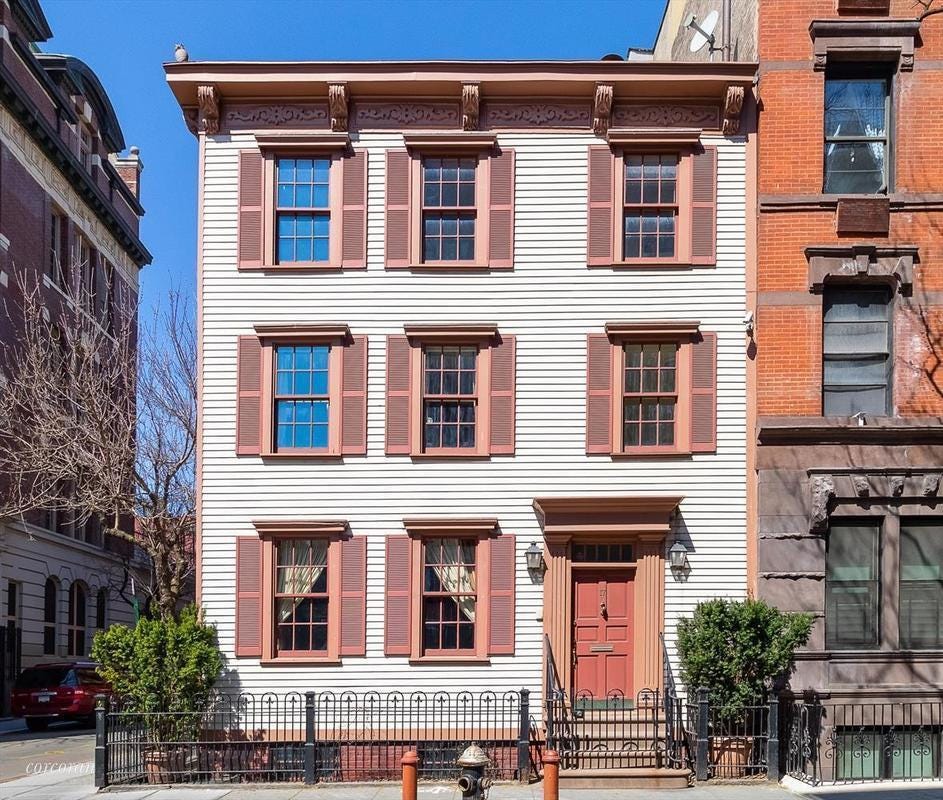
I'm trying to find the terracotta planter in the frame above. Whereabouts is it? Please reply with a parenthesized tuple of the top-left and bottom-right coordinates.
(144, 746, 187, 783)
(710, 737, 753, 776)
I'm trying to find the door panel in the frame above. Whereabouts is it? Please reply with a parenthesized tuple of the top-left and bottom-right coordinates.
(572, 570, 634, 698)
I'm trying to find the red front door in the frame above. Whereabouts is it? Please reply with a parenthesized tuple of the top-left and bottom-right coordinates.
(572, 570, 634, 699)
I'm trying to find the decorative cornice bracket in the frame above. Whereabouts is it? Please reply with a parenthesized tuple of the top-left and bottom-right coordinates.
(196, 84, 220, 135)
(462, 82, 480, 131)
(593, 83, 614, 137)
(328, 83, 348, 132)
(809, 475, 835, 534)
(722, 85, 745, 136)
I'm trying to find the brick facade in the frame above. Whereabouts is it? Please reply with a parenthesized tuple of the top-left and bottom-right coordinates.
(755, 0, 943, 698)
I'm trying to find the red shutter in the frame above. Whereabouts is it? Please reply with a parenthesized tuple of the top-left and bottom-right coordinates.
(587, 145, 614, 266)
(341, 150, 368, 268)
(488, 535, 516, 655)
(235, 537, 263, 658)
(385, 150, 410, 268)
(586, 334, 614, 454)
(691, 332, 717, 453)
(384, 535, 412, 656)
(489, 335, 516, 455)
(385, 335, 411, 455)
(236, 336, 263, 455)
(237, 150, 264, 269)
(341, 334, 368, 455)
(691, 146, 717, 266)
(340, 536, 367, 656)
(488, 148, 515, 268)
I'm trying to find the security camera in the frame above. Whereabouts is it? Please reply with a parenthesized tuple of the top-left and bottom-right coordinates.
(743, 310, 754, 335)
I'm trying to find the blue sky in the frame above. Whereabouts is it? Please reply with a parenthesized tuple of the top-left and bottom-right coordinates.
(42, 0, 666, 316)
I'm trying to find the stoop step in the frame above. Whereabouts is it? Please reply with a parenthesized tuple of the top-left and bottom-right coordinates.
(558, 767, 691, 789)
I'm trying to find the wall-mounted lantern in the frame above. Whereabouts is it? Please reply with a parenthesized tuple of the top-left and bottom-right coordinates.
(668, 541, 689, 571)
(525, 541, 545, 573)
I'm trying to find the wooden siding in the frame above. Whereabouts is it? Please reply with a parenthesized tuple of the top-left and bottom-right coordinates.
(199, 130, 749, 699)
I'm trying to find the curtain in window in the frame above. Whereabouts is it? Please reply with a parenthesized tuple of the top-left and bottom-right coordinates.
(432, 539, 476, 623)
(276, 540, 327, 625)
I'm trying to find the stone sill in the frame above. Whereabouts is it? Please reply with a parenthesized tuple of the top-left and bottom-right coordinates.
(758, 416, 943, 445)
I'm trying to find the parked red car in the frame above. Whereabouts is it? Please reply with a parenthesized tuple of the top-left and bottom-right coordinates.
(11, 662, 111, 731)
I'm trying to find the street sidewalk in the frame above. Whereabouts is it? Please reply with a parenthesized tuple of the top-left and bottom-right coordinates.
(5, 772, 943, 800)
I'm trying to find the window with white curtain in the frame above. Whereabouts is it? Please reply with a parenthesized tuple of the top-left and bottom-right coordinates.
(275, 539, 329, 654)
(422, 537, 477, 654)
(823, 286, 891, 416)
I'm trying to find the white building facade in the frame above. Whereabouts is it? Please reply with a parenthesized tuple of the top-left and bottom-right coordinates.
(167, 62, 755, 713)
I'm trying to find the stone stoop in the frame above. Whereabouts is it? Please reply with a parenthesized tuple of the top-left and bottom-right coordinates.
(558, 767, 692, 789)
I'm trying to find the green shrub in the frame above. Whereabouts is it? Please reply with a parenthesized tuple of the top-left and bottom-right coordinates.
(92, 604, 222, 721)
(676, 598, 812, 722)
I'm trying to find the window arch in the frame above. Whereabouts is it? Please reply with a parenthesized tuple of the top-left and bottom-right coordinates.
(67, 582, 87, 656)
(43, 577, 58, 655)
(96, 588, 107, 629)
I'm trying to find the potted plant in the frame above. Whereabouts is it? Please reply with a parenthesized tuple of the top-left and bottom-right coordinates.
(92, 604, 223, 783)
(676, 599, 812, 773)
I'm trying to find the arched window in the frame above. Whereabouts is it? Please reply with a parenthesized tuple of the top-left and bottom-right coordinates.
(67, 582, 87, 656)
(43, 578, 58, 655)
(96, 588, 107, 629)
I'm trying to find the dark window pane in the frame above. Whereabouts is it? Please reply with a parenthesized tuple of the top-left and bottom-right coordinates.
(825, 79, 887, 137)
(900, 522, 943, 649)
(826, 522, 880, 649)
(824, 142, 885, 194)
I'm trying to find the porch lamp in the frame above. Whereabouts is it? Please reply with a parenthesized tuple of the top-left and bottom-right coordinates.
(668, 541, 689, 571)
(525, 541, 545, 573)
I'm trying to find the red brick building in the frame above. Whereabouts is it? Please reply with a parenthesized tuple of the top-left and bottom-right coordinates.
(0, 0, 150, 713)
(658, 0, 943, 710)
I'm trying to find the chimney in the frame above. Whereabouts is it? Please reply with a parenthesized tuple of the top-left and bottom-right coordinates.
(112, 145, 143, 201)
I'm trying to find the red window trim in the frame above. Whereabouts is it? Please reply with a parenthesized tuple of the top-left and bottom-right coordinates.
(253, 519, 347, 663)
(605, 321, 701, 456)
(254, 324, 350, 457)
(404, 324, 498, 457)
(611, 146, 694, 267)
(402, 517, 497, 663)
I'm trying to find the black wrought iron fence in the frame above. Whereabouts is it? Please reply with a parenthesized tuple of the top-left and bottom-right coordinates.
(98, 690, 530, 787)
(784, 697, 943, 785)
(688, 689, 772, 781)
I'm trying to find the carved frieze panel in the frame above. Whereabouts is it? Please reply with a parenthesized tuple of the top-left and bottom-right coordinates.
(223, 103, 330, 130)
(352, 102, 460, 129)
(480, 102, 591, 129)
(612, 103, 721, 130)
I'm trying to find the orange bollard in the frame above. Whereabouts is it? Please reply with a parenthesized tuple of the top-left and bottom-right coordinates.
(543, 749, 560, 800)
(401, 750, 419, 800)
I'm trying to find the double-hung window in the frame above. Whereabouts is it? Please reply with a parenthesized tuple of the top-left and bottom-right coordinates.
(822, 286, 891, 415)
(899, 521, 943, 650)
(274, 344, 330, 451)
(423, 345, 478, 451)
(422, 157, 477, 263)
(826, 521, 881, 649)
(421, 537, 477, 655)
(623, 155, 678, 260)
(275, 539, 329, 655)
(824, 70, 890, 194)
(79, 126, 92, 172)
(622, 343, 678, 450)
(49, 210, 68, 285)
(276, 158, 330, 264)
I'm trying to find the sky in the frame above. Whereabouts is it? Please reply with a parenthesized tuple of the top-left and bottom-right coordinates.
(41, 0, 667, 318)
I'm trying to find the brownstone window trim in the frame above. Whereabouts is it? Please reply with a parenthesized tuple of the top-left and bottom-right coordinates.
(403, 519, 497, 664)
(256, 524, 346, 664)
(605, 323, 698, 456)
(825, 512, 943, 655)
(254, 326, 350, 458)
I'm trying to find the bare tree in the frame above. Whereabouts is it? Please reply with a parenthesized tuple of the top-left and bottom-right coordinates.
(0, 260, 195, 619)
